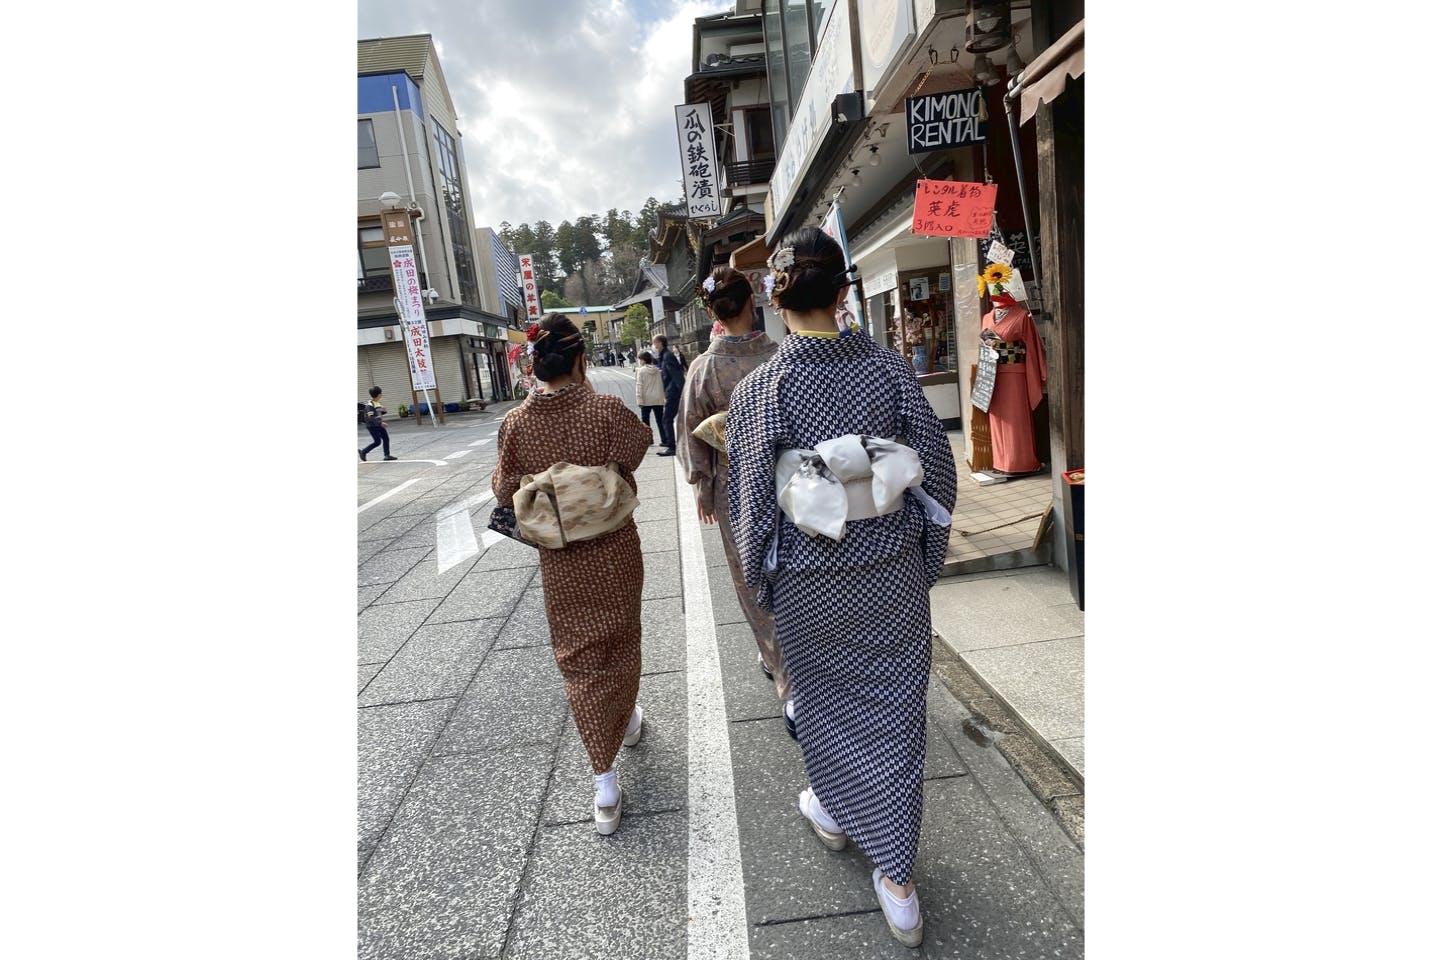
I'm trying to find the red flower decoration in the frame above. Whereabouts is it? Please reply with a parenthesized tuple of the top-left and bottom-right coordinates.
(525, 323, 541, 342)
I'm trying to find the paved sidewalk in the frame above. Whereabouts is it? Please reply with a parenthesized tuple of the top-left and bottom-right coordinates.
(356, 367, 1084, 958)
(930, 567, 1085, 785)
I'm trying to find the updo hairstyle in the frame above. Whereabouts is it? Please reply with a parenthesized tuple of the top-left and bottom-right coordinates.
(769, 226, 849, 312)
(530, 313, 586, 381)
(700, 266, 754, 322)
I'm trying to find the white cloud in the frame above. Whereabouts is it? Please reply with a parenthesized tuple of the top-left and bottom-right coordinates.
(359, 0, 733, 229)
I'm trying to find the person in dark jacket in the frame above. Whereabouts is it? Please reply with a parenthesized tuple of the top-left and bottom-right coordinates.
(360, 386, 398, 461)
(652, 335, 686, 457)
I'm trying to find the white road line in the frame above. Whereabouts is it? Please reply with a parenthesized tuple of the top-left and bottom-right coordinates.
(357, 477, 424, 515)
(437, 491, 494, 520)
(445, 449, 472, 459)
(435, 510, 480, 574)
(361, 459, 448, 466)
(468, 438, 493, 447)
(677, 458, 750, 960)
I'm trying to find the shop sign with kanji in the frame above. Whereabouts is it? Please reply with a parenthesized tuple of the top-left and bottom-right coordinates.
(387, 242, 437, 390)
(674, 103, 720, 219)
(911, 180, 998, 239)
(517, 253, 542, 321)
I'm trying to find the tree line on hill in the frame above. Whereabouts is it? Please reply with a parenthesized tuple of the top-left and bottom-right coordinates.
(499, 197, 676, 308)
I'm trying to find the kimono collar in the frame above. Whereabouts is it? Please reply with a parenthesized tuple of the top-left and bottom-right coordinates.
(707, 332, 778, 358)
(526, 380, 594, 413)
(777, 327, 877, 363)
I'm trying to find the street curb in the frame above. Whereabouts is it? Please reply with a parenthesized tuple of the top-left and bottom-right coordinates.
(931, 639, 1085, 849)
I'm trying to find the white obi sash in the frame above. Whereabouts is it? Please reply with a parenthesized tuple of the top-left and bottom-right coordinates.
(772, 435, 951, 543)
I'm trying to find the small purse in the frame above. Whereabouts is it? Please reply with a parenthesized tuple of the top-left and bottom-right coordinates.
(485, 504, 536, 547)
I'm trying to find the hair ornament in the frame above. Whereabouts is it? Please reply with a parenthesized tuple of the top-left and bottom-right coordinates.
(767, 247, 796, 273)
(702, 276, 717, 294)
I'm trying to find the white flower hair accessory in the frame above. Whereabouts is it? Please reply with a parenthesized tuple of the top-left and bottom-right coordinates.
(762, 274, 776, 299)
(767, 247, 796, 272)
(702, 276, 717, 294)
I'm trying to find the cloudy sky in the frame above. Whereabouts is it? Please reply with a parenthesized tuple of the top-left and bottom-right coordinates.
(359, 0, 733, 231)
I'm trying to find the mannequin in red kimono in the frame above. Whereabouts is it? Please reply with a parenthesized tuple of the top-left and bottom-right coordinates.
(979, 285, 1048, 475)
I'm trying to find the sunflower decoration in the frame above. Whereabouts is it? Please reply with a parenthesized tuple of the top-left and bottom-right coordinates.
(979, 262, 1013, 296)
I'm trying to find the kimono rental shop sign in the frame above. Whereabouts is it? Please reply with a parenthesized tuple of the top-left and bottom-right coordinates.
(910, 180, 997, 239)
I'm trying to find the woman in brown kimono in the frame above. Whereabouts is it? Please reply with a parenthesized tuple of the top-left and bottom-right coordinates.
(676, 267, 794, 736)
(491, 313, 653, 835)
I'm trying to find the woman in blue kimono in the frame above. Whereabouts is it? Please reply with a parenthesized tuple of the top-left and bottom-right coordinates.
(725, 226, 957, 947)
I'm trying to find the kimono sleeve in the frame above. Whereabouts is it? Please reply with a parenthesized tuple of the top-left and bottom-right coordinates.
(725, 372, 781, 610)
(491, 414, 525, 506)
(896, 364, 958, 513)
(603, 395, 651, 475)
(1022, 309, 1048, 411)
(676, 361, 718, 513)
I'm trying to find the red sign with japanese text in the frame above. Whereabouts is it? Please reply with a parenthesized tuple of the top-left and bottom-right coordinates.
(387, 242, 437, 391)
(517, 253, 542, 321)
(910, 180, 998, 239)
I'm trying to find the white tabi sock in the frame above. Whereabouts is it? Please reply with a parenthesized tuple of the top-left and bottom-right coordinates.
(594, 769, 619, 808)
(625, 706, 642, 738)
(879, 879, 921, 931)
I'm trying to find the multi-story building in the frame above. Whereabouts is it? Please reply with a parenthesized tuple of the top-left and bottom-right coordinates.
(357, 35, 517, 411)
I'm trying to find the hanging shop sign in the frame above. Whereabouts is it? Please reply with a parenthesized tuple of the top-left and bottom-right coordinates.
(675, 103, 721, 219)
(905, 87, 987, 154)
(911, 180, 998, 239)
(517, 253, 542, 321)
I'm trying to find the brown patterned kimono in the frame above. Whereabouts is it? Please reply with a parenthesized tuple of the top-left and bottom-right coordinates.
(492, 381, 653, 773)
(676, 332, 791, 703)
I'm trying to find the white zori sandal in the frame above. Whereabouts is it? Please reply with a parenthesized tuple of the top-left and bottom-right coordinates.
(873, 868, 924, 948)
(797, 787, 847, 851)
(623, 704, 644, 747)
(594, 769, 623, 836)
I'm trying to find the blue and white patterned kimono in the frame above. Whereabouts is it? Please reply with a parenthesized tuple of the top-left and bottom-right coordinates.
(725, 329, 957, 885)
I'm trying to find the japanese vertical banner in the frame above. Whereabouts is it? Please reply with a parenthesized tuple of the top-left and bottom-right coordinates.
(383, 210, 437, 391)
(517, 253, 542, 322)
(675, 103, 721, 219)
(820, 201, 862, 332)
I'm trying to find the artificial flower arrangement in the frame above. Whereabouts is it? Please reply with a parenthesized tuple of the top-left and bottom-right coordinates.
(976, 262, 1014, 299)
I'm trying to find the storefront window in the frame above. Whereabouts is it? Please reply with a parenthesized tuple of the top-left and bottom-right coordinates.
(763, 1, 790, 149)
(783, 0, 813, 107)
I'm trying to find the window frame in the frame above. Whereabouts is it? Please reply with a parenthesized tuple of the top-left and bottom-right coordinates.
(358, 119, 381, 169)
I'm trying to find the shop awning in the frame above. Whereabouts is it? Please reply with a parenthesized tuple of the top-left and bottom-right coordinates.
(730, 235, 769, 271)
(1013, 19, 1084, 125)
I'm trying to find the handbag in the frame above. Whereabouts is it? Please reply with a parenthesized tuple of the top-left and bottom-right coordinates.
(513, 461, 639, 549)
(485, 503, 535, 547)
(692, 411, 728, 465)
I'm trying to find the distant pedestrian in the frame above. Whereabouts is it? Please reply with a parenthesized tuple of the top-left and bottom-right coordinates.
(635, 351, 665, 444)
(677, 267, 790, 727)
(359, 386, 398, 461)
(725, 227, 958, 947)
(652, 334, 686, 457)
(491, 313, 653, 836)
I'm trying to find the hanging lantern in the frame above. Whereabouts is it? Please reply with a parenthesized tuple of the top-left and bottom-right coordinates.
(965, 1, 1012, 54)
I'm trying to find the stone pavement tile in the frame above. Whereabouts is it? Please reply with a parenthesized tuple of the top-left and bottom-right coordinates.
(358, 584, 387, 612)
(911, 778, 1084, 958)
(1010, 566, 1079, 607)
(642, 551, 682, 600)
(961, 637, 1084, 742)
(426, 565, 534, 624)
(359, 513, 428, 543)
(710, 574, 748, 625)
(359, 598, 442, 663)
(375, 550, 480, 604)
(925, 680, 1084, 923)
(636, 518, 678, 554)
(359, 619, 507, 707)
(494, 587, 550, 649)
(633, 496, 677, 523)
(358, 663, 384, 695)
(471, 533, 541, 572)
(390, 520, 443, 551)
(357, 540, 387, 565)
(541, 671, 687, 825)
(432, 646, 567, 757)
(358, 547, 430, 587)
(641, 597, 685, 674)
(357, 699, 454, 868)
(1052, 736, 1084, 777)
(716, 620, 786, 723)
(357, 745, 552, 960)
(750, 911, 915, 960)
(929, 575, 1084, 652)
(503, 812, 687, 960)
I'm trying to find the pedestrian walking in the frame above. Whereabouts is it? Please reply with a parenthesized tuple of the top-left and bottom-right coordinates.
(652, 334, 686, 457)
(634, 351, 666, 445)
(491, 314, 653, 836)
(676, 267, 791, 730)
(724, 227, 957, 947)
(359, 386, 398, 461)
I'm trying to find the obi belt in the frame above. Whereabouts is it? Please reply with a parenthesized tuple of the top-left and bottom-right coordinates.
(993, 339, 1027, 364)
(773, 435, 952, 544)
